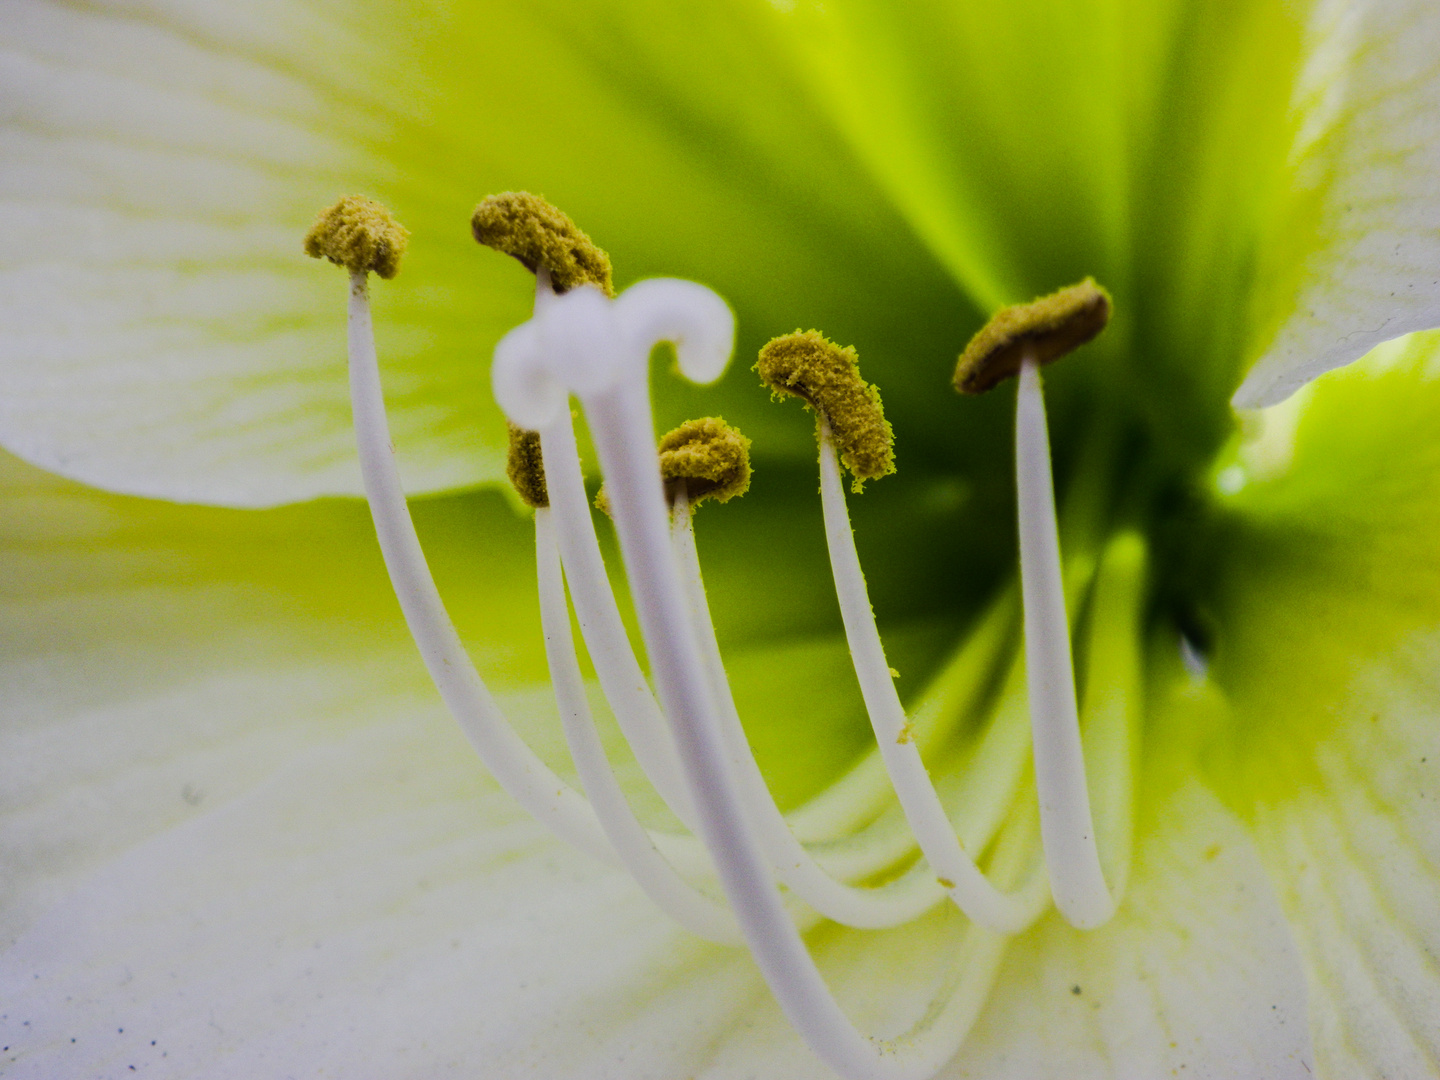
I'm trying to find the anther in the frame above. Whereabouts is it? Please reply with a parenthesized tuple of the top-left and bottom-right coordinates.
(595, 416, 750, 516)
(660, 416, 751, 507)
(303, 195, 409, 279)
(952, 278, 1111, 395)
(756, 330, 894, 490)
(506, 423, 549, 509)
(472, 191, 614, 297)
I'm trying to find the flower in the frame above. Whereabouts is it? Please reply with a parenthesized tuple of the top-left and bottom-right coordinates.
(3, 1, 1440, 1077)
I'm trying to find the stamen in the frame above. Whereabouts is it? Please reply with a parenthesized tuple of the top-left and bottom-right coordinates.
(757, 330, 894, 490)
(471, 191, 614, 296)
(474, 217, 711, 833)
(758, 331, 1040, 931)
(659, 416, 752, 506)
(783, 594, 1014, 844)
(816, 419, 1041, 932)
(670, 481, 949, 929)
(594, 414, 751, 518)
(950, 278, 1123, 930)
(952, 278, 1111, 395)
(306, 200, 611, 862)
(494, 277, 1014, 1080)
(535, 406, 702, 828)
(1014, 352, 1116, 928)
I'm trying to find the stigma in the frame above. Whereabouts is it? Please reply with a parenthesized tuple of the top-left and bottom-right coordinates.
(310, 193, 1142, 1080)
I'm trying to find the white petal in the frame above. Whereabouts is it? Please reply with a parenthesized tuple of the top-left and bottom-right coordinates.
(0, 1, 515, 506)
(0, 448, 981, 1079)
(1235, 0, 1440, 407)
(956, 782, 1315, 1079)
(0, 446, 556, 943)
(1251, 633, 1440, 1079)
(0, 714, 706, 1079)
(1, 701, 1004, 1080)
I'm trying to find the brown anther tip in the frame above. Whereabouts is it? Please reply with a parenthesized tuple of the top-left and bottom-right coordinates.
(953, 278, 1112, 395)
(756, 330, 895, 490)
(471, 192, 614, 297)
(659, 417, 752, 508)
(304, 195, 409, 279)
(505, 423, 548, 509)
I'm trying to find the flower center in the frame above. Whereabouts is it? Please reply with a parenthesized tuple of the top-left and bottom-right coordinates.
(306, 193, 1148, 1080)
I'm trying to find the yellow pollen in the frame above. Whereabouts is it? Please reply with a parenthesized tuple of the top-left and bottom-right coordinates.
(303, 195, 409, 279)
(953, 277, 1112, 395)
(505, 424, 548, 509)
(595, 416, 751, 516)
(755, 330, 894, 492)
(658, 417, 752, 508)
(471, 192, 614, 297)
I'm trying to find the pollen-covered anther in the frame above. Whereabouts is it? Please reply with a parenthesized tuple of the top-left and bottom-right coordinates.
(303, 195, 409, 279)
(953, 277, 1112, 395)
(756, 330, 894, 490)
(595, 416, 751, 516)
(505, 423, 549, 509)
(659, 416, 751, 508)
(472, 191, 614, 297)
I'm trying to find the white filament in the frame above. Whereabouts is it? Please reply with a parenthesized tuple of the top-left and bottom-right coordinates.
(784, 593, 1014, 844)
(817, 425, 1041, 933)
(343, 269, 612, 861)
(1014, 352, 1116, 929)
(670, 487, 947, 928)
(536, 405, 702, 832)
(533, 505, 742, 943)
